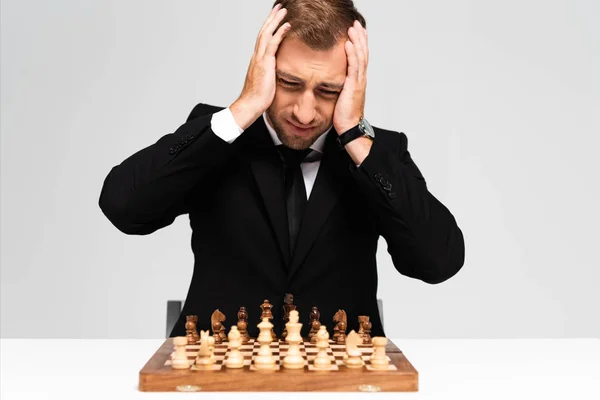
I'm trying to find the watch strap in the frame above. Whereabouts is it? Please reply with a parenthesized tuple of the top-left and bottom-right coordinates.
(337, 125, 363, 148)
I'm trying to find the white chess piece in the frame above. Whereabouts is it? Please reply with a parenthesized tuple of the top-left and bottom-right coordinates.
(344, 330, 364, 369)
(171, 336, 191, 369)
(282, 310, 304, 369)
(312, 326, 332, 370)
(253, 317, 276, 370)
(369, 336, 389, 370)
(195, 330, 216, 368)
(225, 326, 245, 369)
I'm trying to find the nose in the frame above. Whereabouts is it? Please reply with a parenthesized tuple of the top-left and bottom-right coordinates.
(292, 92, 316, 126)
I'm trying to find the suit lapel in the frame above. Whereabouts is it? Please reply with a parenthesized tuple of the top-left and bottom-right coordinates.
(287, 130, 353, 282)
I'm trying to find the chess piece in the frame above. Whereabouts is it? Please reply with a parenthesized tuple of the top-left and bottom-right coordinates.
(225, 326, 245, 369)
(333, 309, 347, 344)
(281, 293, 297, 340)
(253, 317, 276, 370)
(358, 316, 372, 344)
(237, 306, 250, 344)
(218, 324, 226, 341)
(185, 315, 198, 345)
(344, 330, 364, 369)
(211, 309, 226, 344)
(312, 326, 332, 370)
(260, 299, 276, 340)
(336, 321, 347, 345)
(190, 315, 200, 342)
(308, 307, 321, 343)
(369, 337, 389, 370)
(282, 310, 304, 369)
(171, 336, 191, 369)
(194, 330, 216, 368)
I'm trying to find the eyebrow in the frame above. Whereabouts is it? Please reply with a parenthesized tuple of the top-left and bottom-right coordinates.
(276, 70, 344, 91)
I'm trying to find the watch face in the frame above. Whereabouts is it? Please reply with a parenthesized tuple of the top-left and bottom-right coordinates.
(360, 118, 375, 138)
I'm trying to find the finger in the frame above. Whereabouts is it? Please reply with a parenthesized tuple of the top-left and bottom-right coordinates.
(264, 22, 291, 57)
(262, 3, 283, 31)
(255, 4, 283, 53)
(348, 27, 365, 82)
(345, 40, 359, 82)
(257, 8, 288, 57)
(355, 20, 369, 65)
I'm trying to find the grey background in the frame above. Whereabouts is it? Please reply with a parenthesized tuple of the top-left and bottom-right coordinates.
(1, 0, 599, 339)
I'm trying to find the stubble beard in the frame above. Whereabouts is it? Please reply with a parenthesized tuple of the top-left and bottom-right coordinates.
(266, 109, 321, 150)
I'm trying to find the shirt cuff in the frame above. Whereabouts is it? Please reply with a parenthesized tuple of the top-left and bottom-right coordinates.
(211, 108, 244, 144)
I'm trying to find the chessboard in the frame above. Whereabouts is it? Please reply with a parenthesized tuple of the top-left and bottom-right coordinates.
(139, 337, 418, 392)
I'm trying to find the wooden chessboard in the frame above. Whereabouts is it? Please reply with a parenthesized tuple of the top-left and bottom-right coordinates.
(139, 337, 418, 392)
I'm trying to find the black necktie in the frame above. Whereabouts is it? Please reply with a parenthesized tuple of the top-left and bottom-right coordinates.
(276, 146, 312, 257)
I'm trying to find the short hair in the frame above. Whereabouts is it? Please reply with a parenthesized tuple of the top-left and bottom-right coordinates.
(272, 0, 367, 51)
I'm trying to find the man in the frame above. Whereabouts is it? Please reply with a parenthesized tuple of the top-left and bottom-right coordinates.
(99, 0, 465, 338)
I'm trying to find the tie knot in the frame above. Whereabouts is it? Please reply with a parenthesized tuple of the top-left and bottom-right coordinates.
(276, 146, 312, 167)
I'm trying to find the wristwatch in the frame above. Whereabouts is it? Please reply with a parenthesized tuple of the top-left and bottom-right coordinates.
(337, 117, 375, 148)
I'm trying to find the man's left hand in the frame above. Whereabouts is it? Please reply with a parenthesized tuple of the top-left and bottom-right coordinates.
(333, 20, 368, 135)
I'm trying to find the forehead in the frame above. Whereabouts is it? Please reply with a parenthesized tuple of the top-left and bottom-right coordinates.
(276, 37, 347, 83)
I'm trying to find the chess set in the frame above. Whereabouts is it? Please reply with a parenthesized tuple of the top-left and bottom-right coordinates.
(139, 298, 418, 392)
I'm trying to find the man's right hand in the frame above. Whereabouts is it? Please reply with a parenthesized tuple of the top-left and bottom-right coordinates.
(230, 3, 291, 131)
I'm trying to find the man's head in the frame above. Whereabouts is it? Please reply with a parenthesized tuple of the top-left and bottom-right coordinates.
(266, 0, 366, 150)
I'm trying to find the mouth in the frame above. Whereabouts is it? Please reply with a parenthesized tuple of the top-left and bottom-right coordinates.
(286, 120, 315, 135)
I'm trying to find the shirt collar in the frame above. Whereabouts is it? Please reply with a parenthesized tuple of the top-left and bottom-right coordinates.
(262, 112, 331, 154)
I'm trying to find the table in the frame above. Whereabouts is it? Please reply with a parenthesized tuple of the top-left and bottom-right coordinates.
(2, 338, 599, 399)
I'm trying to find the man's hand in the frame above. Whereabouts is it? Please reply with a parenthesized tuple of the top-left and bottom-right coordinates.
(333, 20, 369, 135)
(230, 4, 291, 130)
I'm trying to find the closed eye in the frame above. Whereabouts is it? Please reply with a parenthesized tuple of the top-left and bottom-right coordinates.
(278, 78, 300, 87)
(277, 77, 340, 97)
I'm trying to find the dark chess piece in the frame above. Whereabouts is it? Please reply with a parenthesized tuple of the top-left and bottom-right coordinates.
(185, 315, 199, 345)
(333, 309, 347, 345)
(260, 299, 277, 340)
(336, 320, 347, 344)
(211, 309, 226, 344)
(281, 293, 297, 340)
(309, 306, 321, 343)
(358, 316, 372, 344)
(190, 315, 200, 342)
(237, 306, 250, 344)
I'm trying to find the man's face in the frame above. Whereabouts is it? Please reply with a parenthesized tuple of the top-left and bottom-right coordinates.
(266, 37, 348, 150)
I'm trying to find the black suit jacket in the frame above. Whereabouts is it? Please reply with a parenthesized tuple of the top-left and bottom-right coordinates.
(99, 103, 465, 338)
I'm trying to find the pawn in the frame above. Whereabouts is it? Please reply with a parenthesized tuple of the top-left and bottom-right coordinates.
(212, 320, 223, 344)
(369, 337, 389, 370)
(237, 307, 250, 344)
(171, 336, 191, 369)
(225, 326, 245, 369)
(358, 316, 372, 345)
(308, 307, 321, 343)
(310, 318, 322, 344)
(185, 315, 198, 345)
(312, 326, 332, 370)
(336, 320, 347, 344)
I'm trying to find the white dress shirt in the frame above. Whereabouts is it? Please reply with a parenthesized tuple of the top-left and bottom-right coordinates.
(211, 108, 332, 198)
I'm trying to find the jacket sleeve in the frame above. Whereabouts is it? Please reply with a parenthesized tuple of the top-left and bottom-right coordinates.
(98, 103, 235, 235)
(351, 131, 465, 284)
